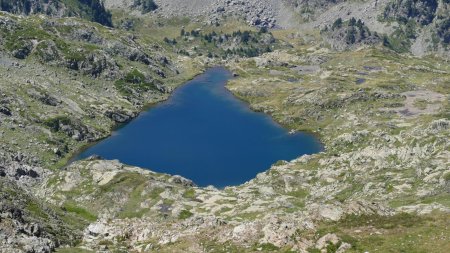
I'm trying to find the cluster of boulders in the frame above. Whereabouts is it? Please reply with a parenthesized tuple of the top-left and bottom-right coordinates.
(150, 0, 280, 27)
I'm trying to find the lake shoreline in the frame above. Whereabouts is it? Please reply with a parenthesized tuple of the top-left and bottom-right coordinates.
(73, 67, 323, 187)
(63, 67, 210, 169)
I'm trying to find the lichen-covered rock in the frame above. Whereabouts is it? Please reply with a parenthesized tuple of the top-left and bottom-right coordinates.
(77, 51, 119, 78)
(12, 40, 33, 59)
(34, 40, 61, 63)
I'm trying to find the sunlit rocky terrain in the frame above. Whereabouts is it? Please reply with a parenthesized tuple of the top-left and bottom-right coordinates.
(0, 1, 448, 252)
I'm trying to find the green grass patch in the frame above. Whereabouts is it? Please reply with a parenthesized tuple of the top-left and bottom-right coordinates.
(178, 209, 193, 219)
(343, 213, 450, 253)
(255, 243, 280, 251)
(443, 172, 450, 182)
(98, 172, 152, 218)
(26, 202, 49, 220)
(63, 202, 97, 222)
(114, 69, 158, 97)
(56, 248, 94, 253)
(182, 188, 196, 199)
(339, 212, 421, 229)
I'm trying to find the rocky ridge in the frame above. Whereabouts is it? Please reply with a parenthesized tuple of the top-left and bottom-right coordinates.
(0, 0, 113, 26)
(106, 0, 289, 28)
(106, 0, 450, 57)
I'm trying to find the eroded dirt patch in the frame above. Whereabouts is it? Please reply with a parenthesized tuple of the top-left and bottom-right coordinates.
(385, 90, 446, 117)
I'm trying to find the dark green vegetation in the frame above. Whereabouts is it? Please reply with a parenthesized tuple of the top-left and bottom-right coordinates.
(67, 0, 112, 27)
(114, 69, 159, 97)
(321, 0, 450, 52)
(43, 116, 72, 132)
(166, 28, 276, 58)
(323, 17, 380, 47)
(0, 0, 112, 26)
(383, 0, 438, 25)
(381, 0, 450, 51)
(133, 0, 158, 14)
(382, 20, 417, 53)
(178, 209, 193, 219)
(435, 12, 450, 44)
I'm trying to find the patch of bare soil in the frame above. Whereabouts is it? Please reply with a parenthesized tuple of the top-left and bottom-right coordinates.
(386, 90, 446, 117)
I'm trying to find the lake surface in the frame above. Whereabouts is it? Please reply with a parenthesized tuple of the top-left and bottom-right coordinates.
(76, 67, 322, 187)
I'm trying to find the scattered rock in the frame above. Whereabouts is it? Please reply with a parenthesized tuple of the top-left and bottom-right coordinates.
(169, 175, 195, 187)
(12, 41, 33, 59)
(105, 110, 133, 123)
(316, 233, 339, 250)
(0, 106, 12, 116)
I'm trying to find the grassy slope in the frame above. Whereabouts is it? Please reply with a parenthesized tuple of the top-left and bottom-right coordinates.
(224, 29, 450, 252)
(0, 10, 448, 252)
(41, 20, 449, 252)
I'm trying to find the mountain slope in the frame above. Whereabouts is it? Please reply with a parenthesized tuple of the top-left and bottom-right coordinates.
(106, 0, 449, 57)
(0, 1, 449, 252)
(0, 0, 112, 26)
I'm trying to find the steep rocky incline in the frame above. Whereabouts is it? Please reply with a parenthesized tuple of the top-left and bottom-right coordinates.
(0, 10, 194, 251)
(0, 178, 82, 253)
(106, 0, 291, 28)
(0, 0, 113, 26)
(105, 0, 450, 57)
(0, 11, 186, 179)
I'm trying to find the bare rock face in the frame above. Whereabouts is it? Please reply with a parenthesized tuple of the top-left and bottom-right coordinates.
(66, 51, 119, 78)
(0, 0, 112, 26)
(0, 161, 46, 188)
(429, 118, 450, 133)
(105, 0, 284, 28)
(169, 175, 196, 187)
(12, 41, 33, 59)
(0, 106, 12, 116)
(383, 0, 439, 25)
(0, 178, 79, 253)
(323, 17, 382, 50)
(0, 0, 57, 16)
(104, 110, 136, 123)
(70, 28, 105, 45)
(35, 40, 61, 63)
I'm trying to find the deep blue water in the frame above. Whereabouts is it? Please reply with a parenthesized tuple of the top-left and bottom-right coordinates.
(76, 67, 322, 187)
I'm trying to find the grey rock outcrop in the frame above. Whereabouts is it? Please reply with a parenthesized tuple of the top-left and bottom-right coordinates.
(0, 178, 79, 253)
